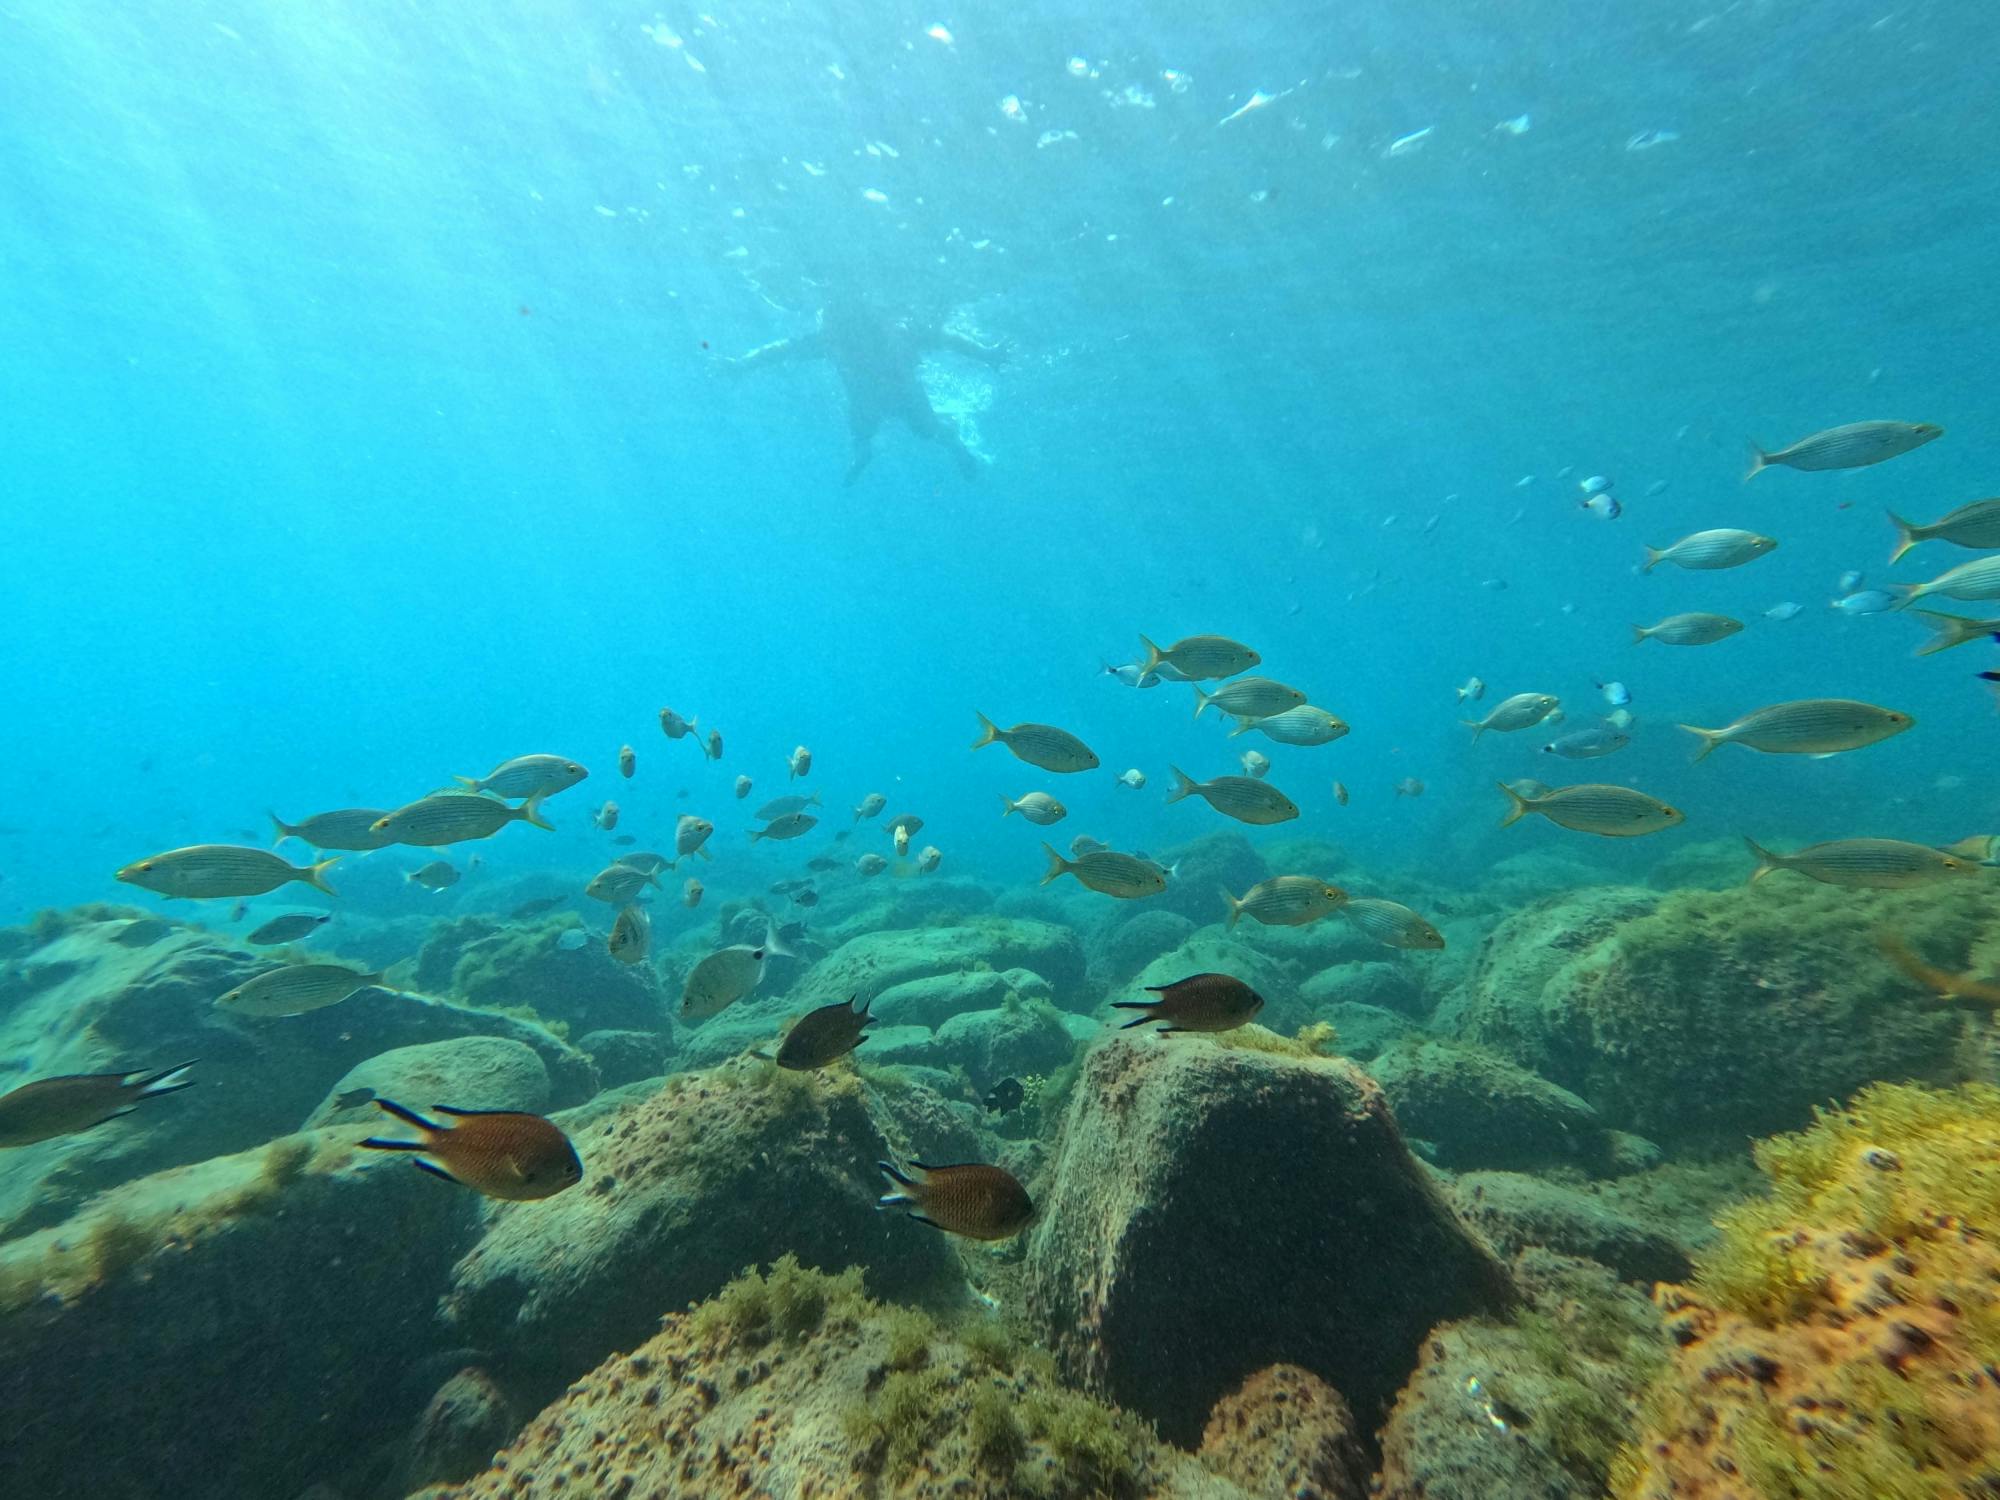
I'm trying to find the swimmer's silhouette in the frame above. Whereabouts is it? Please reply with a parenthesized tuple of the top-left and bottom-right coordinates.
(721, 297, 1007, 485)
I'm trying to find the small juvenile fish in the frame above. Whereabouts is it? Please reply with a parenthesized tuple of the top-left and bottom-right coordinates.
(983, 1077, 1024, 1114)
(1137, 633, 1261, 681)
(658, 708, 698, 740)
(756, 794, 822, 820)
(1456, 676, 1486, 703)
(893, 824, 911, 857)
(884, 813, 925, 837)
(1891, 555, 2000, 607)
(1223, 876, 1347, 928)
(705, 728, 724, 761)
(105, 916, 171, 948)
(1598, 680, 1632, 707)
(1643, 529, 1777, 573)
(613, 834, 636, 846)
(683, 878, 704, 908)
(1679, 699, 1913, 761)
(776, 995, 875, 1070)
(1001, 792, 1067, 825)
(1234, 705, 1349, 745)
(856, 853, 889, 876)
(1832, 590, 1899, 616)
(1240, 750, 1270, 779)
(608, 903, 651, 963)
(409, 860, 460, 891)
(735, 775, 753, 799)
(1040, 841, 1167, 899)
(269, 808, 394, 851)
(1746, 421, 1942, 480)
(1117, 769, 1147, 789)
(1070, 835, 1110, 858)
(1633, 613, 1743, 646)
(1837, 570, 1866, 593)
(788, 745, 813, 780)
(876, 1159, 1034, 1240)
(1463, 692, 1560, 740)
(217, 963, 385, 1017)
(118, 844, 339, 900)
(0, 1062, 196, 1147)
(853, 792, 887, 822)
(618, 745, 636, 778)
(1765, 602, 1805, 621)
(1192, 675, 1307, 722)
(454, 755, 588, 800)
(1394, 778, 1425, 797)
(916, 845, 941, 874)
(585, 862, 655, 904)
(971, 713, 1099, 773)
(676, 814, 715, 857)
(1166, 766, 1299, 825)
(1744, 836, 1978, 889)
(1542, 723, 1631, 760)
(681, 942, 780, 1019)
(1112, 971, 1264, 1033)
(1332, 781, 1350, 806)
(246, 912, 331, 946)
(372, 793, 551, 847)
(361, 1099, 582, 1201)
(1581, 493, 1621, 521)
(807, 855, 841, 872)
(1909, 610, 2000, 656)
(1580, 475, 1612, 496)
(510, 896, 566, 919)
(1887, 498, 2000, 564)
(751, 812, 817, 843)
(1342, 898, 1445, 950)
(593, 801, 620, 832)
(1497, 781, 1683, 837)
(617, 851, 672, 875)
(556, 928, 589, 951)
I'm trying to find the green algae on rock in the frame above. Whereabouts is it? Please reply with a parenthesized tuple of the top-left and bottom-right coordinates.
(1368, 1038, 1607, 1171)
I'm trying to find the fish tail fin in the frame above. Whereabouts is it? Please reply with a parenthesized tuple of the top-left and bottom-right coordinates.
(1108, 1001, 1158, 1028)
(268, 812, 296, 847)
(1679, 724, 1725, 763)
(1461, 719, 1486, 741)
(747, 827, 765, 843)
(1631, 624, 1650, 645)
(1137, 633, 1164, 676)
(1641, 545, 1664, 574)
(304, 857, 340, 896)
(1886, 511, 1919, 565)
(1496, 781, 1531, 829)
(763, 919, 796, 961)
(131, 1060, 197, 1099)
(1885, 582, 1922, 612)
(378, 958, 416, 993)
(1038, 842, 1071, 886)
(518, 792, 553, 831)
(1743, 442, 1769, 482)
(1224, 717, 1255, 738)
(1191, 685, 1212, 720)
(451, 775, 480, 791)
(999, 795, 1016, 819)
(1221, 887, 1244, 928)
(1910, 609, 1986, 657)
(1743, 836, 1782, 884)
(1165, 765, 1197, 803)
(876, 1159, 919, 1203)
(369, 1097, 439, 1133)
(971, 711, 1001, 750)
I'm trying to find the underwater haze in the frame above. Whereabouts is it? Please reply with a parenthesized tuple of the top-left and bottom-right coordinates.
(5, 2, 2000, 1498)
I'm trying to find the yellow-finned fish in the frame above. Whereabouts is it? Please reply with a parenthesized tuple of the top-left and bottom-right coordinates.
(608, 903, 651, 963)
(1746, 421, 1941, 481)
(1642, 529, 1777, 574)
(1889, 555, 2000, 608)
(1678, 699, 1913, 761)
(586, 862, 657, 905)
(1136, 633, 1260, 682)
(1938, 835, 2000, 865)
(1000, 792, 1067, 825)
(1222, 876, 1347, 928)
(1191, 676, 1306, 722)
(453, 754, 588, 799)
(245, 912, 331, 946)
(1165, 766, 1298, 825)
(1111, 971, 1264, 1033)
(216, 963, 386, 1018)
(1744, 837, 1978, 889)
(360, 1099, 581, 1201)
(1908, 610, 2000, 657)
(1877, 933, 2000, 1007)
(1039, 842, 1167, 899)
(1462, 692, 1560, 740)
(373, 792, 551, 847)
(1887, 498, 2000, 564)
(1632, 613, 1744, 647)
(118, 845, 339, 900)
(876, 1159, 1034, 1240)
(1497, 781, 1683, 837)
(1342, 898, 1445, 950)
(971, 713, 1099, 773)
(0, 1062, 196, 1148)
(1231, 704, 1349, 745)
(269, 808, 394, 852)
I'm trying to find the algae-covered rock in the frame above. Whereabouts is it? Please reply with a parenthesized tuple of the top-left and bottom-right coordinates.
(1196, 1363, 1369, 1500)
(1024, 1034, 1512, 1444)
(0, 1130, 481, 1500)
(1442, 880, 1982, 1144)
(574, 1027, 670, 1088)
(1612, 1081, 2000, 1499)
(425, 914, 666, 1032)
(1150, 832, 1269, 925)
(396, 1366, 518, 1494)
(440, 1062, 958, 1396)
(872, 965, 1053, 1029)
(418, 1259, 1252, 1500)
(1446, 1171, 1692, 1285)
(301, 1036, 551, 1130)
(797, 919, 1086, 1009)
(1087, 907, 1196, 986)
(1301, 958, 1425, 1017)
(1368, 1038, 1604, 1171)
(932, 1003, 1077, 1091)
(1322, 1001, 1417, 1061)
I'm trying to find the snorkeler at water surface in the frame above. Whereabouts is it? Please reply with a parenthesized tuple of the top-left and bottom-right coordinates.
(719, 295, 1007, 485)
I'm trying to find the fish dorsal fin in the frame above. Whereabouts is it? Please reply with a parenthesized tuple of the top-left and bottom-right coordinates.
(432, 1104, 514, 1120)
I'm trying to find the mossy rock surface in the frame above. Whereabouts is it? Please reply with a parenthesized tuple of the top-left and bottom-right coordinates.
(795, 920, 1086, 1010)
(1368, 1039, 1604, 1172)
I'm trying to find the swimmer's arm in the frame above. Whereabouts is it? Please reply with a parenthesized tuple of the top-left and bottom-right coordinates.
(718, 332, 825, 373)
(934, 331, 1010, 368)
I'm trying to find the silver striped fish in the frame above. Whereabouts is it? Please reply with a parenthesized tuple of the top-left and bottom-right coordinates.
(1137, 632, 1260, 681)
(1497, 782, 1683, 837)
(1747, 421, 1942, 480)
(269, 808, 394, 851)
(1887, 497, 2000, 564)
(1342, 898, 1446, 950)
(1633, 613, 1744, 646)
(1642, 529, 1777, 574)
(216, 963, 385, 1017)
(453, 754, 588, 799)
(1744, 837, 1977, 890)
(117, 844, 339, 900)
(1166, 766, 1299, 825)
(1891, 555, 2000, 608)
(585, 862, 657, 905)
(1909, 610, 2000, 657)
(970, 714, 1099, 773)
(1191, 675, 1306, 722)
(1679, 699, 1913, 761)
(1463, 692, 1560, 740)
(1222, 875, 1347, 927)
(1229, 704, 1350, 744)
(1039, 842, 1167, 899)
(372, 792, 553, 847)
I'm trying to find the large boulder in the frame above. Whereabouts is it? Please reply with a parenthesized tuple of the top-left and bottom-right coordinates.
(1024, 1035, 1512, 1444)
(418, 914, 667, 1032)
(794, 919, 1086, 1009)
(440, 1062, 959, 1398)
(1086, 907, 1196, 988)
(931, 1004, 1078, 1091)
(300, 1036, 551, 1130)
(1197, 1364, 1369, 1500)
(872, 966, 1053, 1030)
(1300, 958, 1425, 1018)
(1150, 832, 1269, 925)
(1445, 1171, 1692, 1285)
(1367, 1039, 1605, 1171)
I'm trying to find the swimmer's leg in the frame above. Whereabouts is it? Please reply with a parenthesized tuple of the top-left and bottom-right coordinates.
(899, 398, 980, 480)
(843, 409, 882, 487)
